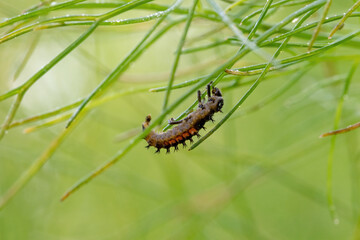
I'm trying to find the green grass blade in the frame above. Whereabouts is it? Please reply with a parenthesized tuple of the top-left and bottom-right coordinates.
(255, 0, 325, 44)
(260, 12, 360, 46)
(10, 86, 152, 130)
(308, 0, 332, 51)
(329, 0, 360, 38)
(0, 93, 24, 140)
(0, 86, 21, 101)
(0, 0, 86, 28)
(240, 0, 304, 25)
(325, 62, 357, 224)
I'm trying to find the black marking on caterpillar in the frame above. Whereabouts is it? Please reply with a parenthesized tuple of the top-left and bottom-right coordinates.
(142, 82, 224, 153)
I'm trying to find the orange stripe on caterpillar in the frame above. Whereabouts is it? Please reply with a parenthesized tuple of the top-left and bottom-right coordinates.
(142, 82, 224, 153)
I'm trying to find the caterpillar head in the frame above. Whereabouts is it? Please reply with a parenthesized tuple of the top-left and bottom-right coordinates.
(212, 87, 222, 97)
(142, 114, 151, 130)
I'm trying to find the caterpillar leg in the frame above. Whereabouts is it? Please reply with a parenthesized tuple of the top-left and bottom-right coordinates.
(207, 82, 212, 98)
(168, 117, 183, 125)
(197, 90, 204, 109)
(166, 147, 171, 154)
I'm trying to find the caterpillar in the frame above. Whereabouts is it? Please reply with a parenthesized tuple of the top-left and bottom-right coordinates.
(142, 82, 224, 153)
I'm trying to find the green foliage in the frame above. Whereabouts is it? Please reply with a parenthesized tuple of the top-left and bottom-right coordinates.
(0, 0, 360, 239)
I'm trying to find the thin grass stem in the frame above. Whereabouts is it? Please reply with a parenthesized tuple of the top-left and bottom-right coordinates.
(308, 0, 332, 51)
(0, 0, 86, 28)
(0, 92, 24, 140)
(12, 33, 41, 81)
(320, 122, 360, 138)
(162, 0, 198, 112)
(325, 62, 357, 224)
(11, 86, 152, 131)
(329, 0, 360, 38)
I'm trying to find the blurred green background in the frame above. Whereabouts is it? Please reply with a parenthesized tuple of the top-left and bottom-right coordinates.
(1, 0, 360, 239)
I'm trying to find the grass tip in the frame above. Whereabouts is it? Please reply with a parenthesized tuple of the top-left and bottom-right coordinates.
(60, 192, 69, 202)
(23, 128, 34, 134)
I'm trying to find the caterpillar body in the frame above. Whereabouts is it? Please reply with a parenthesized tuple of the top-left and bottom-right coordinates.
(142, 83, 224, 153)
